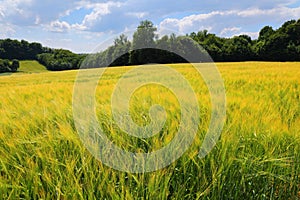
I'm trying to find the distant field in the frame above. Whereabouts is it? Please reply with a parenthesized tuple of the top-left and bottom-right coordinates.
(18, 60, 48, 73)
(0, 62, 299, 199)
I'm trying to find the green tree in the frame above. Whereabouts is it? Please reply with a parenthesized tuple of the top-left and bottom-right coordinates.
(130, 20, 157, 65)
(132, 20, 157, 49)
(0, 59, 11, 73)
(258, 26, 275, 41)
(110, 34, 131, 66)
(10, 59, 20, 72)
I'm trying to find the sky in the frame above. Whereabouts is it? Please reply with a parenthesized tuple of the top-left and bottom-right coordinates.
(0, 0, 300, 53)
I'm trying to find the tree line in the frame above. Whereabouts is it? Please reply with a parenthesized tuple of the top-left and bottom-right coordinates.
(0, 39, 84, 72)
(0, 59, 20, 73)
(37, 49, 85, 71)
(82, 19, 300, 69)
(0, 18, 299, 72)
(0, 39, 45, 60)
(0, 39, 44, 73)
(189, 19, 300, 61)
(82, 21, 210, 69)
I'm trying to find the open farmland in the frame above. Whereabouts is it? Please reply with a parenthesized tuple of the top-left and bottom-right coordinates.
(0, 62, 299, 199)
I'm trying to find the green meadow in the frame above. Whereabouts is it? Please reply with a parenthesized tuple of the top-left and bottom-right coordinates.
(18, 61, 48, 73)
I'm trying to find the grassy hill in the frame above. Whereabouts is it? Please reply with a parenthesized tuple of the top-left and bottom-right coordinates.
(18, 60, 48, 73)
(0, 62, 299, 199)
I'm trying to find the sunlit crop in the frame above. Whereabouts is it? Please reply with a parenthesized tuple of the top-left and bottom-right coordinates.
(0, 62, 299, 199)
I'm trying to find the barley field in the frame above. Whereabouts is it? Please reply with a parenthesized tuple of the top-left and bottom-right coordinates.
(0, 62, 299, 199)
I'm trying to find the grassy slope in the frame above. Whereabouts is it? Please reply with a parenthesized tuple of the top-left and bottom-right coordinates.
(18, 60, 48, 73)
(0, 62, 299, 199)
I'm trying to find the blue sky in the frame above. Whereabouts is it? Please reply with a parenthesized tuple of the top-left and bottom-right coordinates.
(0, 0, 300, 53)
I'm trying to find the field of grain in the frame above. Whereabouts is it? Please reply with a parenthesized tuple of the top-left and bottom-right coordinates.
(0, 62, 299, 199)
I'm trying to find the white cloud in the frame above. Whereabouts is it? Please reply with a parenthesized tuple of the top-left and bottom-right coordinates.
(72, 23, 87, 31)
(159, 6, 300, 37)
(1, 0, 299, 52)
(47, 20, 71, 32)
(237, 7, 300, 17)
(0, 0, 33, 24)
(1, 0, 296, 34)
(126, 12, 148, 19)
(42, 1, 112, 33)
(34, 15, 41, 25)
(235, 32, 259, 39)
(220, 27, 259, 39)
(220, 27, 241, 36)
(46, 20, 87, 33)
(0, 0, 77, 27)
(0, 23, 15, 38)
(79, 2, 123, 27)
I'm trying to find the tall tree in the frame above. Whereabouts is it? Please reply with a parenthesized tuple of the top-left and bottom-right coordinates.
(110, 34, 131, 66)
(132, 20, 157, 49)
(130, 20, 157, 65)
(10, 59, 20, 72)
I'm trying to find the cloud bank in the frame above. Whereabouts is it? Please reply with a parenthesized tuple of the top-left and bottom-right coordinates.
(0, 0, 299, 52)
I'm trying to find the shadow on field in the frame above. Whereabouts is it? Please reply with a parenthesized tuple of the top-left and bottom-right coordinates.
(0, 72, 13, 76)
